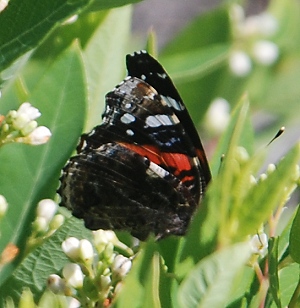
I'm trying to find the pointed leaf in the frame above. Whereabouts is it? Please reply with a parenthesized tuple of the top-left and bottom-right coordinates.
(178, 242, 251, 308)
(83, 6, 131, 130)
(268, 237, 281, 308)
(290, 205, 300, 263)
(0, 0, 93, 71)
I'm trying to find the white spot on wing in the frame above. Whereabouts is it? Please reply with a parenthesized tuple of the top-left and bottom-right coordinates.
(120, 113, 135, 124)
(88, 129, 96, 136)
(126, 129, 134, 136)
(145, 116, 161, 127)
(148, 161, 169, 178)
(157, 73, 167, 79)
(161, 95, 184, 111)
(145, 114, 178, 127)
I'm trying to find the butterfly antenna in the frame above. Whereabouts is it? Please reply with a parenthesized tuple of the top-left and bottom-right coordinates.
(267, 126, 285, 146)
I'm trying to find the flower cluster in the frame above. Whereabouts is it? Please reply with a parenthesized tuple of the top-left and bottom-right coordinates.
(0, 102, 51, 146)
(229, 5, 279, 77)
(47, 230, 134, 307)
(27, 199, 64, 252)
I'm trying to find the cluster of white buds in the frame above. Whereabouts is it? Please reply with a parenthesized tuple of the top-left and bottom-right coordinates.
(229, 5, 279, 77)
(48, 230, 133, 306)
(0, 102, 51, 146)
(27, 199, 64, 252)
(32, 199, 64, 234)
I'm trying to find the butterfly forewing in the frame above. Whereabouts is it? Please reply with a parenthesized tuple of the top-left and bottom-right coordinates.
(126, 51, 211, 190)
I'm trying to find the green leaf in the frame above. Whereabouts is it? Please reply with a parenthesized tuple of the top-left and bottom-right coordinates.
(178, 242, 252, 308)
(161, 7, 230, 55)
(277, 263, 300, 308)
(87, 0, 142, 11)
(0, 217, 91, 305)
(238, 143, 300, 238)
(0, 0, 93, 72)
(269, 237, 281, 308)
(290, 206, 300, 263)
(143, 253, 162, 308)
(83, 6, 131, 130)
(277, 208, 296, 261)
(0, 45, 86, 284)
(161, 45, 229, 83)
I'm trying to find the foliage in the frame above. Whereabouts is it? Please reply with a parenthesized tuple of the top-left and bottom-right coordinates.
(0, 0, 299, 307)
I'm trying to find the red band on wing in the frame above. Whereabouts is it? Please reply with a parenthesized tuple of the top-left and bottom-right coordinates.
(119, 142, 195, 183)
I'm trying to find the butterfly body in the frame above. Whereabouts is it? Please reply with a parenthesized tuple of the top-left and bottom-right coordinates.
(59, 51, 210, 240)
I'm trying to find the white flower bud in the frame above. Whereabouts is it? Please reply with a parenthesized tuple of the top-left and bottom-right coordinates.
(47, 274, 65, 293)
(243, 13, 278, 37)
(250, 233, 268, 256)
(34, 217, 48, 232)
(67, 298, 81, 308)
(112, 255, 132, 279)
(100, 275, 112, 291)
(21, 120, 38, 136)
(229, 51, 252, 77)
(49, 214, 65, 230)
(16, 102, 41, 121)
(252, 40, 279, 66)
(26, 126, 52, 145)
(257, 13, 278, 36)
(104, 242, 114, 260)
(13, 114, 31, 130)
(78, 239, 94, 263)
(62, 237, 80, 260)
(0, 195, 8, 217)
(205, 97, 230, 135)
(259, 173, 267, 181)
(235, 146, 249, 163)
(37, 199, 57, 223)
(2, 123, 9, 132)
(249, 175, 257, 185)
(267, 164, 276, 174)
(93, 229, 110, 253)
(63, 263, 84, 289)
(230, 4, 244, 25)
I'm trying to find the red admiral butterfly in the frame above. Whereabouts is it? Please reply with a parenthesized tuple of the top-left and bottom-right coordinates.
(58, 51, 211, 240)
